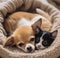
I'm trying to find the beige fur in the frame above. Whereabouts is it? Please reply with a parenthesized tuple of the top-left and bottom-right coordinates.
(3, 11, 52, 52)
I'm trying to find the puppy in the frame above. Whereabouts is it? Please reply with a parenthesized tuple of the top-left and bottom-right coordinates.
(35, 26, 58, 50)
(3, 9, 52, 52)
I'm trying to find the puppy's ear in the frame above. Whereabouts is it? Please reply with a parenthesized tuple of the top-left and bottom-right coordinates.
(3, 35, 15, 46)
(33, 26, 42, 34)
(51, 30, 58, 39)
(31, 18, 42, 33)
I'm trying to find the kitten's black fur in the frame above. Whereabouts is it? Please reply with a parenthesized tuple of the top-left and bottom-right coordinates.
(35, 26, 58, 49)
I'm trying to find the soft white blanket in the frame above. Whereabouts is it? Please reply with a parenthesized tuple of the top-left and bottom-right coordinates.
(48, 0, 60, 10)
(0, 0, 60, 10)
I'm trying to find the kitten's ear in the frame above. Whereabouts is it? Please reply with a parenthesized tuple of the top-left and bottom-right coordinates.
(31, 18, 42, 33)
(51, 30, 58, 39)
(3, 35, 15, 46)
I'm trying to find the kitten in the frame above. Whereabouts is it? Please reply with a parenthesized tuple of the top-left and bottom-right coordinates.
(35, 26, 58, 50)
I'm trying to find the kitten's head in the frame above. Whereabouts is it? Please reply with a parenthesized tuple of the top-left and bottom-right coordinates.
(35, 26, 58, 50)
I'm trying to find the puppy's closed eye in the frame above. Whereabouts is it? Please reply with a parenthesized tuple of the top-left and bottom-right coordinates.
(19, 43, 24, 47)
(30, 38, 35, 42)
(17, 42, 24, 47)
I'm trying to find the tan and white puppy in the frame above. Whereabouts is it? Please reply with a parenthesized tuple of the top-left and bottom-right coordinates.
(3, 9, 52, 52)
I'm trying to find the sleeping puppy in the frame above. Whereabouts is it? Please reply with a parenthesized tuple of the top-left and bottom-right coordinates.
(35, 26, 58, 50)
(3, 9, 52, 52)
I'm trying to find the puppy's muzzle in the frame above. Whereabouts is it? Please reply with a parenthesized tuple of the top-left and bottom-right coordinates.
(25, 44, 35, 53)
(27, 46, 33, 52)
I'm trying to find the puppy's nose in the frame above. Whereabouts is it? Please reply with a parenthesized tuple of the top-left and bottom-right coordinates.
(27, 47, 32, 52)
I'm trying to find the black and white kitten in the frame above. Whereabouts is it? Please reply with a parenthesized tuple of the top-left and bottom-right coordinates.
(35, 26, 58, 50)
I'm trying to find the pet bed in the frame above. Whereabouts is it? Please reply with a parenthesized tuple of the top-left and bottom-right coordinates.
(0, 0, 60, 58)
